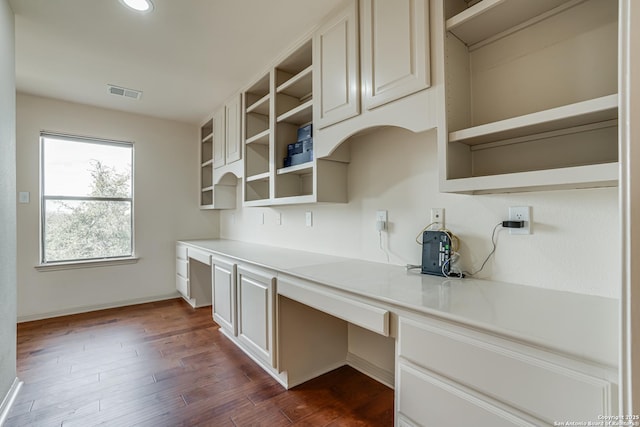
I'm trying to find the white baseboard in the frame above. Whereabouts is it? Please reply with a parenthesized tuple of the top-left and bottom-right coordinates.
(347, 352, 395, 389)
(17, 292, 181, 323)
(0, 377, 22, 427)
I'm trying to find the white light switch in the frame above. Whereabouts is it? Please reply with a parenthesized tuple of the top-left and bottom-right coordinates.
(305, 211, 313, 227)
(18, 192, 30, 204)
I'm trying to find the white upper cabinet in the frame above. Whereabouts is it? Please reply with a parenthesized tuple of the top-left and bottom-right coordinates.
(438, 0, 619, 194)
(212, 107, 226, 169)
(313, 0, 360, 129)
(361, 0, 431, 110)
(214, 93, 242, 169)
(313, 0, 440, 159)
(225, 94, 242, 165)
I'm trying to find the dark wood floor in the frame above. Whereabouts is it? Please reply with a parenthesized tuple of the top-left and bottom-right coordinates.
(6, 298, 394, 426)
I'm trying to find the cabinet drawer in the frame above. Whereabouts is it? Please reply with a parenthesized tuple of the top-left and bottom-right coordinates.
(397, 363, 537, 427)
(187, 247, 210, 265)
(176, 244, 187, 260)
(278, 275, 389, 336)
(176, 275, 189, 298)
(176, 259, 188, 279)
(399, 318, 613, 423)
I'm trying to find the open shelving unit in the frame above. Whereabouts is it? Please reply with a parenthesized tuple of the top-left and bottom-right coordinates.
(242, 37, 348, 206)
(200, 119, 214, 207)
(274, 40, 315, 201)
(243, 73, 272, 204)
(199, 117, 236, 209)
(439, 0, 619, 194)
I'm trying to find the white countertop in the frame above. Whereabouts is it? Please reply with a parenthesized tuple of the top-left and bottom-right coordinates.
(179, 239, 619, 368)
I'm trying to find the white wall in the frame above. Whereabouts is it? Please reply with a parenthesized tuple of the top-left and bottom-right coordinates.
(16, 93, 219, 320)
(221, 126, 619, 298)
(0, 0, 17, 409)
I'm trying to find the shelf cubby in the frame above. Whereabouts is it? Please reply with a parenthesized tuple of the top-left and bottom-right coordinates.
(201, 188, 213, 207)
(446, 0, 571, 47)
(440, 0, 619, 193)
(201, 138, 213, 165)
(277, 65, 312, 100)
(245, 143, 270, 178)
(246, 94, 270, 116)
(245, 177, 270, 202)
(246, 129, 270, 146)
(277, 100, 313, 125)
(277, 162, 313, 176)
(201, 118, 213, 142)
(449, 95, 618, 146)
(201, 163, 213, 189)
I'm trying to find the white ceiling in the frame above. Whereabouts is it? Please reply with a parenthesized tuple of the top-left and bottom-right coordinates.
(9, 0, 343, 124)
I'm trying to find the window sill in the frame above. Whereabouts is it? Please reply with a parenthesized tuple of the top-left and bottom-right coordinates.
(35, 257, 140, 272)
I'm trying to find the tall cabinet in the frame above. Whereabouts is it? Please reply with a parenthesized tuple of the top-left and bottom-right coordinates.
(438, 0, 619, 194)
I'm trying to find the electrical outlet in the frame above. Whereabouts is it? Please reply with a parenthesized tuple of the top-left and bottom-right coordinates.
(305, 211, 313, 227)
(431, 208, 444, 226)
(508, 206, 531, 235)
(376, 210, 388, 231)
(275, 212, 282, 225)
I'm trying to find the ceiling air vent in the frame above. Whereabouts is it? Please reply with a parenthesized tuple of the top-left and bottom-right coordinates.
(107, 84, 142, 100)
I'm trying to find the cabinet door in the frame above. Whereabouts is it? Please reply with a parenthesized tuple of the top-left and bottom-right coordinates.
(361, 0, 430, 110)
(225, 94, 242, 164)
(237, 266, 276, 366)
(212, 258, 236, 335)
(313, 0, 360, 129)
(213, 107, 226, 168)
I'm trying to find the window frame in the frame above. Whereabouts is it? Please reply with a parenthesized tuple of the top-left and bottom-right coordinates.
(38, 132, 136, 267)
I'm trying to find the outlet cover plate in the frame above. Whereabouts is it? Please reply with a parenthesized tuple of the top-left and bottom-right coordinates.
(508, 206, 531, 235)
(431, 208, 444, 226)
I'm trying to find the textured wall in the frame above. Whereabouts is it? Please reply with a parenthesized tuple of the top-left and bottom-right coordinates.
(0, 0, 17, 407)
(221, 126, 619, 298)
(15, 93, 220, 320)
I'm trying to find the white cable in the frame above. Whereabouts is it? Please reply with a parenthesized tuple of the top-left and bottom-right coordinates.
(464, 222, 503, 277)
(379, 230, 390, 263)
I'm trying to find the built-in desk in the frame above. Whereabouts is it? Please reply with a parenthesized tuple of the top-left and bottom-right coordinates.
(177, 239, 619, 426)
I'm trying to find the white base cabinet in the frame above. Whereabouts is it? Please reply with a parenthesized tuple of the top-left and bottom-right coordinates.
(175, 244, 212, 308)
(237, 265, 277, 368)
(178, 239, 617, 424)
(397, 316, 616, 426)
(211, 255, 237, 335)
(397, 363, 539, 427)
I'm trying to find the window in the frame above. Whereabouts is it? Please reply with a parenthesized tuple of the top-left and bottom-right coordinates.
(40, 133, 134, 264)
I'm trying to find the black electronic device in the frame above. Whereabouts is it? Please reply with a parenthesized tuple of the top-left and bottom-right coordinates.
(421, 230, 451, 277)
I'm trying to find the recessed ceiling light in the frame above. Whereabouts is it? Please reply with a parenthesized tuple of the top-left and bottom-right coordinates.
(119, 0, 154, 13)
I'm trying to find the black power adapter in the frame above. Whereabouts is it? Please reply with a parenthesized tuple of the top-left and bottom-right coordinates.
(502, 220, 525, 229)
